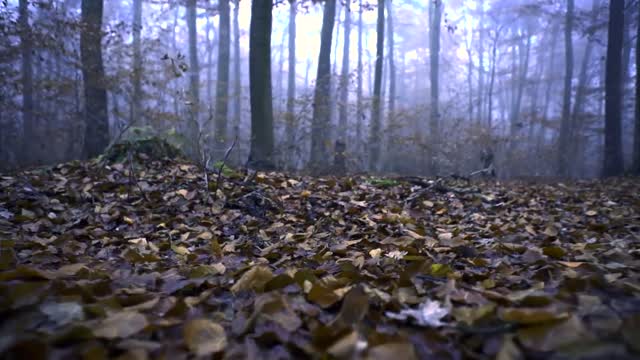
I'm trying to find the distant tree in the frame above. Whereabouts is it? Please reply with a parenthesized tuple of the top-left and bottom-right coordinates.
(131, 0, 143, 126)
(557, 0, 574, 177)
(386, 0, 396, 131)
(336, 0, 351, 173)
(232, 0, 241, 162)
(248, 0, 275, 169)
(186, 0, 200, 157)
(633, 0, 640, 175)
(602, 0, 624, 177)
(369, 0, 384, 171)
(356, 0, 364, 161)
(214, 0, 231, 160)
(81, 0, 109, 158)
(19, 0, 35, 164)
(310, 0, 336, 173)
(285, 0, 296, 168)
(428, 0, 442, 174)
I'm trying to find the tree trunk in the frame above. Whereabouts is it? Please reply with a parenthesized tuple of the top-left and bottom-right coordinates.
(81, 0, 109, 159)
(633, 0, 640, 174)
(19, 0, 35, 165)
(233, 0, 241, 163)
(477, 0, 485, 124)
(214, 0, 231, 160)
(368, 0, 384, 171)
(248, 0, 275, 169)
(487, 28, 500, 129)
(356, 0, 364, 166)
(602, 0, 625, 176)
(557, 0, 574, 177)
(569, 0, 599, 177)
(428, 0, 442, 174)
(336, 0, 351, 173)
(338, 0, 351, 136)
(386, 0, 396, 132)
(285, 0, 297, 169)
(131, 0, 143, 126)
(310, 0, 337, 173)
(186, 0, 200, 157)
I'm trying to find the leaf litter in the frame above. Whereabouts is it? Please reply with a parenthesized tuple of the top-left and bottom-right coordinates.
(0, 155, 639, 358)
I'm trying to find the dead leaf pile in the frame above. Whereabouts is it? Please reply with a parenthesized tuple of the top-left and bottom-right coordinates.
(0, 157, 639, 359)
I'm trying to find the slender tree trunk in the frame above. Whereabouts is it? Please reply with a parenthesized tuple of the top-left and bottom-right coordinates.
(81, 0, 109, 159)
(248, 0, 275, 169)
(285, 0, 297, 168)
(633, 0, 640, 174)
(132, 0, 143, 126)
(558, 0, 574, 176)
(186, 0, 200, 157)
(171, 7, 179, 119)
(356, 0, 364, 166)
(214, 0, 231, 160)
(602, 0, 625, 177)
(233, 0, 241, 162)
(477, 0, 485, 124)
(206, 15, 214, 119)
(310, 0, 337, 173)
(369, 0, 384, 171)
(487, 29, 500, 130)
(428, 0, 442, 174)
(335, 0, 350, 173)
(19, 0, 35, 165)
(338, 0, 351, 135)
(569, 0, 599, 177)
(386, 0, 396, 130)
(465, 27, 473, 123)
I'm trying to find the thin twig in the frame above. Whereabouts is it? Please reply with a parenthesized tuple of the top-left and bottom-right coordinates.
(214, 136, 238, 197)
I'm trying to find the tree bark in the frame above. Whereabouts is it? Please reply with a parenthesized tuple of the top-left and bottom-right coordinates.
(81, 0, 109, 159)
(602, 0, 625, 177)
(19, 0, 35, 165)
(428, 0, 442, 174)
(131, 0, 143, 126)
(186, 0, 200, 157)
(285, 0, 297, 168)
(557, 0, 574, 177)
(214, 0, 231, 160)
(248, 0, 275, 169)
(369, 0, 384, 171)
(310, 0, 336, 173)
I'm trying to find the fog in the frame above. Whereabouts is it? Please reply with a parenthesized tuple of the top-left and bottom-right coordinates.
(0, 0, 638, 178)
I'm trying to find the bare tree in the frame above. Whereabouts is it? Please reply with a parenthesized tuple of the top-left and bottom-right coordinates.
(19, 0, 35, 164)
(558, 0, 574, 176)
(285, 0, 296, 168)
(81, 0, 109, 158)
(428, 0, 442, 174)
(369, 0, 384, 171)
(131, 0, 143, 126)
(248, 0, 275, 169)
(186, 0, 200, 157)
(602, 0, 624, 177)
(310, 0, 336, 173)
(214, 0, 231, 160)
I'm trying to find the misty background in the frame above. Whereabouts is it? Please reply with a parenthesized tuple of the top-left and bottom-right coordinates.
(0, 0, 638, 178)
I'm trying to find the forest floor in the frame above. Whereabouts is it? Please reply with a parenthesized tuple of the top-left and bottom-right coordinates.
(1, 151, 640, 359)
